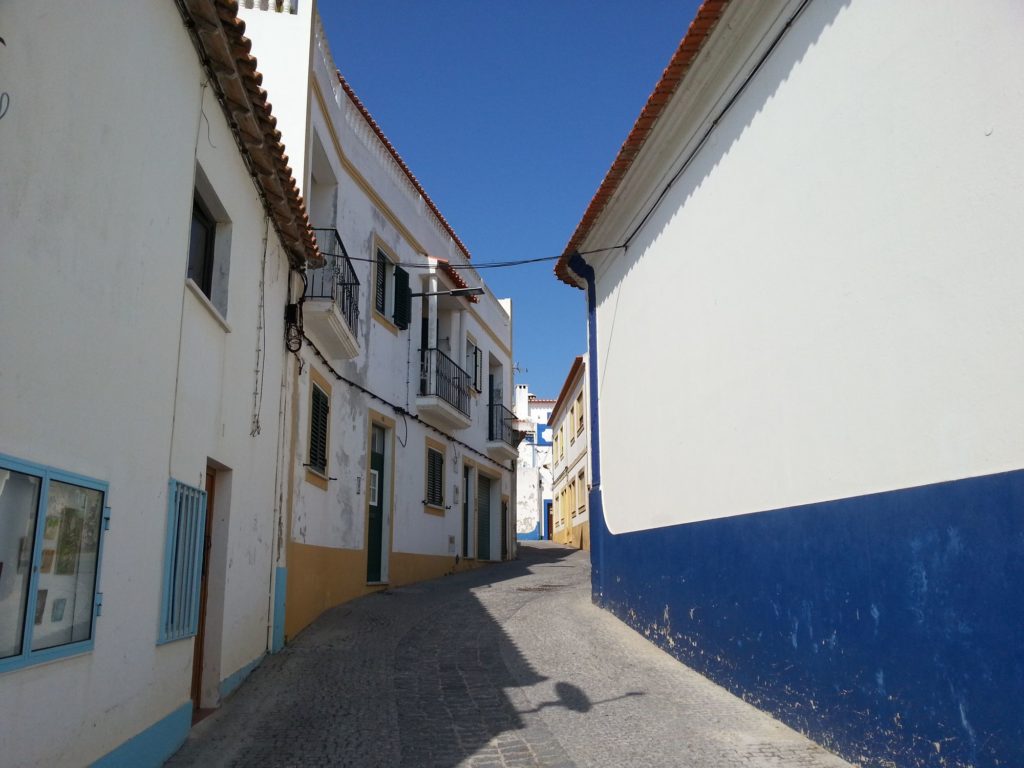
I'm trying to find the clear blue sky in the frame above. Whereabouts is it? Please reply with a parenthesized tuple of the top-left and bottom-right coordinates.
(319, 1, 702, 397)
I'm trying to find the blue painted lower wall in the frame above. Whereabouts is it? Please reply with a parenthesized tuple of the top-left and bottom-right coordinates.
(219, 653, 264, 700)
(595, 469, 1024, 768)
(91, 702, 191, 768)
(518, 521, 541, 541)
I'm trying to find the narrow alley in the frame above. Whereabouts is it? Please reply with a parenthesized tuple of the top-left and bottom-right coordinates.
(166, 543, 850, 768)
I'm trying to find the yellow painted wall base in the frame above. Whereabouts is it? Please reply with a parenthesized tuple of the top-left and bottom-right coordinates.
(555, 521, 590, 551)
(285, 541, 489, 641)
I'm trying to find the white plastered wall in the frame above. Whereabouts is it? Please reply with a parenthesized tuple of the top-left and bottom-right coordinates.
(280, 26, 514, 566)
(586, 0, 1024, 534)
(0, 4, 290, 764)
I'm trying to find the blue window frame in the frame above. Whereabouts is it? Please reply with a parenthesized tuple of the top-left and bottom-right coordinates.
(0, 454, 109, 674)
(158, 479, 207, 644)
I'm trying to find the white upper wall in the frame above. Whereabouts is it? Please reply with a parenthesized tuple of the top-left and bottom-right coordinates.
(580, 0, 1024, 534)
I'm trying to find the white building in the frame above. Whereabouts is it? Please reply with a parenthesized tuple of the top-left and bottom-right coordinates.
(514, 387, 555, 541)
(240, 4, 518, 639)
(0, 2, 317, 765)
(555, 1, 1024, 765)
(548, 357, 589, 550)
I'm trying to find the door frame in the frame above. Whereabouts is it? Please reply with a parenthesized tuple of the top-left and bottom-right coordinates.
(364, 409, 395, 584)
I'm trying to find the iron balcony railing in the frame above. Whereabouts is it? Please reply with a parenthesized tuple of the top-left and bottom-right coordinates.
(241, 0, 298, 14)
(488, 402, 516, 446)
(307, 228, 359, 334)
(419, 348, 471, 417)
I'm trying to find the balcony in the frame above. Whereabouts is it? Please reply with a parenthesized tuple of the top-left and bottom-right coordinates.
(486, 402, 519, 462)
(417, 348, 472, 430)
(303, 228, 359, 360)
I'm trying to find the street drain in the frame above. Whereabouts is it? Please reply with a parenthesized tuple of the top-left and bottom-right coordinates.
(516, 584, 568, 592)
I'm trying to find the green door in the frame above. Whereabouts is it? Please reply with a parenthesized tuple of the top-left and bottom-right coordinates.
(367, 425, 385, 582)
(477, 474, 491, 561)
(462, 466, 471, 558)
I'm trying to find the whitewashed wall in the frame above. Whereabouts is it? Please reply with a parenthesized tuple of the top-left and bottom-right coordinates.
(0, 4, 290, 765)
(264, 17, 514, 572)
(583, 0, 1024, 534)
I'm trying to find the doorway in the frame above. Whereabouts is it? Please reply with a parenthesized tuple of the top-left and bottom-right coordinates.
(191, 469, 215, 718)
(462, 465, 471, 558)
(367, 424, 387, 583)
(477, 474, 491, 561)
(545, 500, 553, 541)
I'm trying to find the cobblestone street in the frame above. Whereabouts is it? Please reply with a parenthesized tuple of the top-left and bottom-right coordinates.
(166, 543, 851, 768)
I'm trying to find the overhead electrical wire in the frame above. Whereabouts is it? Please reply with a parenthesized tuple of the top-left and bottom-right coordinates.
(316, 245, 625, 271)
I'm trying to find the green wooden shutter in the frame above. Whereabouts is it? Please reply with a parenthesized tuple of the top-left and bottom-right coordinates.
(393, 266, 411, 330)
(375, 251, 387, 314)
(309, 385, 329, 473)
(426, 449, 444, 506)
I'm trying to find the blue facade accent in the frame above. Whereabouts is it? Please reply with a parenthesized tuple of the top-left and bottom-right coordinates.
(219, 654, 264, 700)
(0, 453, 109, 675)
(597, 470, 1024, 768)
(517, 521, 541, 541)
(158, 479, 207, 645)
(91, 702, 191, 768)
(271, 566, 287, 652)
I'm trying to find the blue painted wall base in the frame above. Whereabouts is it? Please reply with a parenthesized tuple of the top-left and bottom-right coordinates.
(272, 565, 287, 653)
(595, 470, 1024, 767)
(219, 654, 264, 700)
(91, 702, 191, 768)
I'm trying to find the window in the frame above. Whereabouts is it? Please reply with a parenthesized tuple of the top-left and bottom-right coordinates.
(465, 339, 482, 392)
(186, 167, 232, 318)
(187, 197, 215, 297)
(158, 479, 206, 644)
(570, 479, 577, 519)
(374, 249, 389, 316)
(309, 383, 330, 475)
(0, 455, 108, 672)
(576, 392, 585, 434)
(569, 402, 576, 444)
(577, 470, 587, 516)
(374, 246, 411, 330)
(425, 446, 444, 508)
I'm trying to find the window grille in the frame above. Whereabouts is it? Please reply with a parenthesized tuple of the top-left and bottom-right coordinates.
(159, 480, 207, 644)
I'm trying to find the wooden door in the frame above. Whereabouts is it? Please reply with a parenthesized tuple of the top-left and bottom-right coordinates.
(462, 466, 471, 558)
(476, 475, 491, 560)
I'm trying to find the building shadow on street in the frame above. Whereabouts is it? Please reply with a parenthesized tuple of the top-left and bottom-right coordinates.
(166, 542, 639, 767)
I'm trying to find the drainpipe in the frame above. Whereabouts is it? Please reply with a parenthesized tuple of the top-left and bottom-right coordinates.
(566, 252, 606, 607)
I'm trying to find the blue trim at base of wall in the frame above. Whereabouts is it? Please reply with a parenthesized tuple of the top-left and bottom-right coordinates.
(219, 653, 265, 700)
(91, 702, 192, 768)
(272, 566, 287, 652)
(518, 522, 541, 541)
(598, 469, 1024, 768)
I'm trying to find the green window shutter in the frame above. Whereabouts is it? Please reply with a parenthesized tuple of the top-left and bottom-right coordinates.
(426, 448, 444, 506)
(310, 385, 329, 473)
(375, 251, 387, 314)
(393, 266, 411, 330)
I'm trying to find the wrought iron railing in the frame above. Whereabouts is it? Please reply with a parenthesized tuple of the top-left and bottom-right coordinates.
(307, 228, 359, 335)
(419, 348, 471, 417)
(241, 0, 298, 14)
(488, 403, 515, 446)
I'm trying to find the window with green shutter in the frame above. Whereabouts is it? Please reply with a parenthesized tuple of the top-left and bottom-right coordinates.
(309, 384, 329, 474)
(425, 448, 444, 507)
(374, 249, 388, 315)
(392, 266, 411, 330)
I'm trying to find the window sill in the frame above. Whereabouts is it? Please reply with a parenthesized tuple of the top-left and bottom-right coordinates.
(372, 309, 399, 336)
(185, 279, 231, 333)
(0, 641, 93, 675)
(305, 467, 329, 491)
(423, 503, 446, 517)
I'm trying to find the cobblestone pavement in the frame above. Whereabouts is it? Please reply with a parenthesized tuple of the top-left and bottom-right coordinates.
(166, 542, 852, 768)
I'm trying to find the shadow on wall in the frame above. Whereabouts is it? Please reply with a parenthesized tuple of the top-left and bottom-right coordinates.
(166, 543, 643, 768)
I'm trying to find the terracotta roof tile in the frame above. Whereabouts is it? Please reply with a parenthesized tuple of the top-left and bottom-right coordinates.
(177, 0, 318, 268)
(555, 0, 731, 287)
